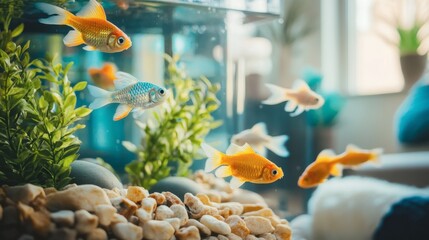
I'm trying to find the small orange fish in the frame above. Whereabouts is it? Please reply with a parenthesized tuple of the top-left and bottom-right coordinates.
(88, 63, 117, 90)
(298, 150, 342, 188)
(202, 143, 284, 189)
(36, 0, 132, 53)
(262, 80, 325, 117)
(333, 144, 383, 168)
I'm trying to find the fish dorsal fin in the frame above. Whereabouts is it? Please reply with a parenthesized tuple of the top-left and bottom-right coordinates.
(330, 164, 343, 177)
(76, 0, 106, 20)
(346, 144, 361, 153)
(114, 71, 138, 90)
(293, 79, 311, 91)
(226, 143, 254, 155)
(315, 149, 336, 162)
(251, 122, 267, 136)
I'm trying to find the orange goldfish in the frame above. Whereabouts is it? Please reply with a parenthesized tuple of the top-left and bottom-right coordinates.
(202, 143, 284, 189)
(332, 144, 383, 168)
(88, 63, 117, 90)
(36, 0, 132, 53)
(298, 149, 342, 188)
(262, 80, 325, 117)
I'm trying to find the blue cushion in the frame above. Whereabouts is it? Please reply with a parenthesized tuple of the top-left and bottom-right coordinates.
(374, 196, 429, 240)
(395, 78, 429, 143)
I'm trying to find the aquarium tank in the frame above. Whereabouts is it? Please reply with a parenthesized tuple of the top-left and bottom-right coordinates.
(0, 0, 328, 239)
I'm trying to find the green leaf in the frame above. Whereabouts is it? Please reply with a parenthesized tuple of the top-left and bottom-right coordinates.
(73, 81, 87, 91)
(11, 23, 24, 37)
(74, 107, 91, 118)
(64, 94, 76, 109)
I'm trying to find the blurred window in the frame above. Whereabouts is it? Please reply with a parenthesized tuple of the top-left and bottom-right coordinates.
(323, 0, 428, 95)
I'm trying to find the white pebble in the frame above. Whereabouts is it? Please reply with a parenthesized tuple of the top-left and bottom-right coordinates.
(200, 215, 231, 235)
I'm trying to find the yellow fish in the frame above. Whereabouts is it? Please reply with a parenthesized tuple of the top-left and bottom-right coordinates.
(332, 144, 383, 168)
(36, 0, 132, 53)
(88, 62, 117, 90)
(298, 149, 342, 188)
(297, 145, 383, 188)
(262, 80, 325, 117)
(201, 143, 284, 189)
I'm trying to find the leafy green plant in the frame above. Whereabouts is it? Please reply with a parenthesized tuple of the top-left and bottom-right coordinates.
(0, 14, 91, 188)
(375, 0, 429, 55)
(123, 55, 222, 189)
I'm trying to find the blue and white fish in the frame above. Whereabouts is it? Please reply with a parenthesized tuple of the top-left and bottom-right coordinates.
(88, 72, 168, 121)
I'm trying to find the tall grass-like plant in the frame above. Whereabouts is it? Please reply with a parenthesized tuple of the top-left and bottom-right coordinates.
(0, 14, 91, 188)
(124, 55, 222, 189)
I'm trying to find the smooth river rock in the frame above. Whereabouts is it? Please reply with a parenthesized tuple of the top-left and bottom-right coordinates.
(70, 160, 123, 189)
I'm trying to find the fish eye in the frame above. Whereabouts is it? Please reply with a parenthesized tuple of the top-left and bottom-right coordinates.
(271, 169, 278, 175)
(117, 37, 125, 45)
(314, 98, 319, 103)
(159, 89, 165, 95)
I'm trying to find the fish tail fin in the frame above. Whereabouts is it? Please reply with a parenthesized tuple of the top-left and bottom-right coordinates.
(266, 135, 289, 157)
(330, 163, 343, 177)
(88, 85, 112, 109)
(370, 148, 383, 164)
(201, 143, 224, 172)
(35, 2, 73, 25)
(262, 84, 288, 105)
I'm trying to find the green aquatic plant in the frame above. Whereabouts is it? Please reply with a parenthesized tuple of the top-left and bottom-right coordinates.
(0, 15, 91, 188)
(124, 55, 222, 189)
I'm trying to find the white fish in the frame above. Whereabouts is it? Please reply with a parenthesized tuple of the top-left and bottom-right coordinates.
(262, 80, 325, 117)
(231, 122, 289, 157)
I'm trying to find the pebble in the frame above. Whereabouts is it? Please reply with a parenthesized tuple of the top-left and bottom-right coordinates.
(274, 224, 292, 240)
(49, 227, 77, 240)
(50, 210, 75, 227)
(70, 160, 123, 189)
(242, 208, 274, 218)
(155, 205, 174, 220)
(75, 209, 98, 234)
(244, 216, 274, 235)
(4, 184, 45, 205)
(94, 204, 117, 226)
(259, 233, 276, 240)
(200, 215, 231, 235)
(142, 220, 175, 240)
(176, 226, 201, 240)
(149, 192, 166, 205)
(87, 228, 108, 240)
(226, 233, 242, 240)
(225, 215, 250, 238)
(165, 217, 180, 231)
(2, 205, 19, 225)
(112, 222, 143, 240)
(219, 202, 244, 216)
(126, 186, 149, 203)
(110, 213, 128, 224)
(163, 191, 185, 206)
(141, 197, 157, 213)
(170, 204, 189, 226)
(185, 219, 211, 236)
(110, 196, 138, 218)
(46, 185, 110, 211)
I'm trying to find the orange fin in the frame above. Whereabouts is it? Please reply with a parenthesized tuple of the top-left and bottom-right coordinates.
(330, 164, 343, 177)
(201, 143, 224, 172)
(230, 176, 245, 189)
(293, 79, 311, 91)
(226, 143, 254, 155)
(215, 166, 232, 178)
(35, 3, 72, 25)
(315, 149, 336, 162)
(63, 30, 84, 47)
(76, 0, 106, 19)
(83, 45, 97, 51)
(113, 104, 132, 121)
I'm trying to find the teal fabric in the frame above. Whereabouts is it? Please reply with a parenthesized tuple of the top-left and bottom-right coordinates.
(395, 77, 429, 143)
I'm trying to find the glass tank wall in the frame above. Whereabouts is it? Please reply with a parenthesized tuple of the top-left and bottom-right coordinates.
(14, 0, 319, 219)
